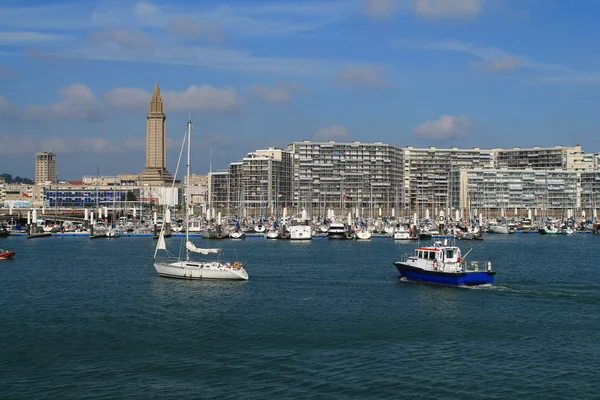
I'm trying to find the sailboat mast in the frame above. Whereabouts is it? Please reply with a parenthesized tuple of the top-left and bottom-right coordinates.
(186, 118, 191, 261)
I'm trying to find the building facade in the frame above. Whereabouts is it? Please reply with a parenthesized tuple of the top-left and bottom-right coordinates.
(35, 152, 57, 185)
(452, 168, 599, 219)
(402, 146, 494, 218)
(287, 140, 404, 218)
(493, 144, 594, 170)
(207, 148, 293, 218)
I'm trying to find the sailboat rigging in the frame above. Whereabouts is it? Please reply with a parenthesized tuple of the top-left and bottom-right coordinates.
(152, 118, 248, 280)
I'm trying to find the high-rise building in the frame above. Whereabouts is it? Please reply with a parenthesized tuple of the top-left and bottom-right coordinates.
(138, 83, 174, 185)
(35, 151, 57, 185)
(208, 147, 293, 217)
(287, 140, 404, 218)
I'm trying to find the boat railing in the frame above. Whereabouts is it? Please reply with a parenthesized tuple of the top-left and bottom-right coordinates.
(461, 260, 492, 272)
(398, 253, 415, 263)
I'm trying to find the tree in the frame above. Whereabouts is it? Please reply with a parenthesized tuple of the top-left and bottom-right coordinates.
(126, 191, 137, 202)
(1, 173, 34, 184)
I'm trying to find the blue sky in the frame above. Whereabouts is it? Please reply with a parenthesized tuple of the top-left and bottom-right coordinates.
(1, 0, 600, 179)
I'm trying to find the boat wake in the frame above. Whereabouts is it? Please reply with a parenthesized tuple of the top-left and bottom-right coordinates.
(479, 284, 600, 303)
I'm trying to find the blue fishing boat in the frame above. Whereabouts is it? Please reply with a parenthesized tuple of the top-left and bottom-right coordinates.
(393, 241, 495, 286)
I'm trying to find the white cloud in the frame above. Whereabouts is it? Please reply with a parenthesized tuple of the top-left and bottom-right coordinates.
(470, 55, 522, 72)
(0, 134, 141, 156)
(166, 16, 223, 41)
(134, 2, 160, 18)
(40, 137, 119, 155)
(0, 31, 68, 45)
(313, 125, 349, 141)
(163, 85, 243, 113)
(0, 63, 19, 80)
(537, 74, 600, 84)
(397, 38, 576, 75)
(4, 84, 244, 119)
(103, 88, 151, 111)
(247, 82, 301, 103)
(414, 0, 483, 19)
(338, 64, 386, 87)
(364, 0, 483, 20)
(88, 26, 155, 52)
(0, 94, 21, 119)
(104, 85, 243, 113)
(25, 84, 105, 121)
(414, 115, 472, 139)
(364, 0, 400, 20)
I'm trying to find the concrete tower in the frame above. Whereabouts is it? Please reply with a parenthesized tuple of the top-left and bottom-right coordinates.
(138, 82, 173, 184)
(35, 151, 57, 185)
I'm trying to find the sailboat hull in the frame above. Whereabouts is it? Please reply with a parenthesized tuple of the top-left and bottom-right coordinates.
(153, 261, 248, 280)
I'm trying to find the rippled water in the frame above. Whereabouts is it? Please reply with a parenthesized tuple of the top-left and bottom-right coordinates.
(1, 234, 599, 399)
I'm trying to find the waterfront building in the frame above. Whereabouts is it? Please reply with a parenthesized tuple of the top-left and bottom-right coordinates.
(402, 146, 494, 218)
(208, 148, 293, 218)
(184, 174, 208, 208)
(117, 174, 140, 186)
(82, 176, 120, 186)
(287, 140, 403, 218)
(138, 83, 173, 185)
(208, 171, 230, 217)
(35, 152, 57, 185)
(580, 170, 600, 219)
(493, 144, 595, 170)
(44, 185, 127, 209)
(452, 168, 600, 219)
(3, 183, 44, 208)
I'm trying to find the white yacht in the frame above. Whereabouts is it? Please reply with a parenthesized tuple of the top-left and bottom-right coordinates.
(327, 221, 347, 239)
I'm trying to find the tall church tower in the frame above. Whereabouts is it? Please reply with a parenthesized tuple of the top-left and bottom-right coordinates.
(138, 82, 173, 184)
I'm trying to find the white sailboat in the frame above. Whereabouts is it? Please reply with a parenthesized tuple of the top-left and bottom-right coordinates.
(153, 118, 248, 281)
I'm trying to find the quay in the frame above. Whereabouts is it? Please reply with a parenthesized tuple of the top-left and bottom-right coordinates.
(5, 232, 593, 238)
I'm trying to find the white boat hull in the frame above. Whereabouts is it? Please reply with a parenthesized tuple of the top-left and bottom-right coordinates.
(289, 225, 312, 240)
(153, 260, 248, 280)
(355, 230, 372, 240)
(265, 230, 279, 239)
(489, 225, 509, 234)
(393, 231, 411, 240)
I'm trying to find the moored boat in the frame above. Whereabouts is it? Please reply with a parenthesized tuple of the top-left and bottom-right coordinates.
(355, 227, 372, 240)
(229, 230, 246, 239)
(289, 224, 312, 240)
(538, 225, 559, 235)
(327, 221, 347, 239)
(393, 241, 495, 286)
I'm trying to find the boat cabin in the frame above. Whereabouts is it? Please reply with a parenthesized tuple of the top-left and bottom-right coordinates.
(414, 244, 462, 264)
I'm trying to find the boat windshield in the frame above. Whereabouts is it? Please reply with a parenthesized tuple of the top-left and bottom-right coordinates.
(446, 249, 454, 258)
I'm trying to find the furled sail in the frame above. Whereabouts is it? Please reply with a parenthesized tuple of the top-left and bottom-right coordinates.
(186, 241, 221, 255)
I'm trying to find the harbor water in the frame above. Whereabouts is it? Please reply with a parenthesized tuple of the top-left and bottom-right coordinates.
(1, 235, 599, 399)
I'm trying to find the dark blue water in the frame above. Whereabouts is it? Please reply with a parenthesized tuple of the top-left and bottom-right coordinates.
(1, 235, 599, 399)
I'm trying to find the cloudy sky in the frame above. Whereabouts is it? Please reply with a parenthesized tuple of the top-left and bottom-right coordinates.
(1, 0, 599, 179)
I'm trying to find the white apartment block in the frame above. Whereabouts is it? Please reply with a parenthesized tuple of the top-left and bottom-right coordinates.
(209, 148, 293, 217)
(450, 169, 600, 219)
(287, 140, 404, 218)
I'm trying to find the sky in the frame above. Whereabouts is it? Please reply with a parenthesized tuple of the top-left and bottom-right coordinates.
(1, 0, 600, 179)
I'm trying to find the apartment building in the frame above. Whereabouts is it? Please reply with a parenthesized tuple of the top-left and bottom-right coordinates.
(209, 148, 293, 217)
(402, 146, 494, 218)
(452, 168, 600, 218)
(493, 144, 595, 170)
(287, 140, 404, 218)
